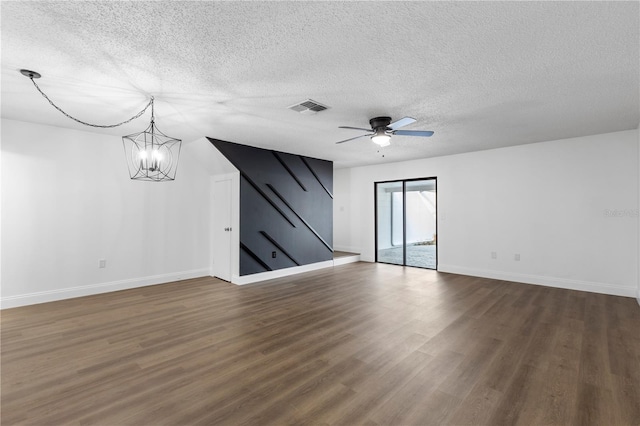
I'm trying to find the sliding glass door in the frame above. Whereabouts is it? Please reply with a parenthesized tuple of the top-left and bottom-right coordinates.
(375, 178, 437, 269)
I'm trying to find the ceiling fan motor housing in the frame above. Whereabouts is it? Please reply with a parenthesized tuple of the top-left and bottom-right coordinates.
(369, 116, 392, 131)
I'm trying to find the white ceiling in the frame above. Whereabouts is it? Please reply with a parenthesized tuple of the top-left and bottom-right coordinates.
(2, 1, 638, 168)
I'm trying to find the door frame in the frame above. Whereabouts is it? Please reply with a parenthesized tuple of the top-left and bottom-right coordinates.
(374, 177, 438, 270)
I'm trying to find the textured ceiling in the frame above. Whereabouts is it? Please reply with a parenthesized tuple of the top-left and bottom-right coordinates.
(2, 1, 639, 168)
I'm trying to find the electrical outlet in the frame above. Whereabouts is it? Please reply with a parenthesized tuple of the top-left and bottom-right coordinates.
(491, 251, 497, 259)
(99, 259, 106, 268)
(272, 251, 277, 258)
(514, 254, 520, 261)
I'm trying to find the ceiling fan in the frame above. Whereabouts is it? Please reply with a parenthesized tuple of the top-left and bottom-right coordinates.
(336, 116, 434, 147)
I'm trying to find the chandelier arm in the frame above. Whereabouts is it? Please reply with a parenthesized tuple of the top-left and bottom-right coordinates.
(29, 77, 153, 128)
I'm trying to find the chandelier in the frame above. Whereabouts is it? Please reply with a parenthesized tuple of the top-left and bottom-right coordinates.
(122, 99, 182, 181)
(20, 69, 182, 182)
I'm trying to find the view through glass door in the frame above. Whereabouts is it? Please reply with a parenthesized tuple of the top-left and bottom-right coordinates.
(375, 178, 437, 269)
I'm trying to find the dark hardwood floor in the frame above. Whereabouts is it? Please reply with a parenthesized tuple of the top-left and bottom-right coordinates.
(2, 262, 639, 425)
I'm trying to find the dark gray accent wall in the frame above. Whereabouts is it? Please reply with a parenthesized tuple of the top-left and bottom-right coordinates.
(208, 138, 333, 276)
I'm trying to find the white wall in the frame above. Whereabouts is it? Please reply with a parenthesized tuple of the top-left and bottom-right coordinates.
(3, 119, 637, 307)
(1, 119, 212, 308)
(333, 168, 355, 253)
(334, 129, 639, 298)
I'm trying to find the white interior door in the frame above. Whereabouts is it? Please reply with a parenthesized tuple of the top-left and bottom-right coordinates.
(213, 179, 232, 281)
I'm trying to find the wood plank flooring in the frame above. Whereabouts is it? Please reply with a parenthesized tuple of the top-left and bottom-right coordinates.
(2, 262, 639, 425)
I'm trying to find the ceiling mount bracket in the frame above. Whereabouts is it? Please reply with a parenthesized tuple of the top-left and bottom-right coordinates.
(20, 69, 41, 79)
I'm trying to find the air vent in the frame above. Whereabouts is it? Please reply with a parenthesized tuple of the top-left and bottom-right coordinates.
(288, 99, 329, 115)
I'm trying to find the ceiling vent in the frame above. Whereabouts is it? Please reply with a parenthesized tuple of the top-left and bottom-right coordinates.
(288, 99, 329, 115)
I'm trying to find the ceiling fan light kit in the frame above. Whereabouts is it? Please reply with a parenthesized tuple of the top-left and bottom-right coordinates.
(371, 128, 391, 146)
(19, 69, 182, 182)
(336, 116, 434, 147)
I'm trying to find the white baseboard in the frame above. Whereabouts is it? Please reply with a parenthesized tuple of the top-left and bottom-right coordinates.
(232, 260, 334, 285)
(437, 264, 636, 298)
(1, 268, 210, 309)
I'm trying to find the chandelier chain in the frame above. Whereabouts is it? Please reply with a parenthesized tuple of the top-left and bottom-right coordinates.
(29, 77, 153, 128)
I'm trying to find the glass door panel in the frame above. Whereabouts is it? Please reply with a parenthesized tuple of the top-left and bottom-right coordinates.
(405, 179, 437, 269)
(375, 181, 404, 265)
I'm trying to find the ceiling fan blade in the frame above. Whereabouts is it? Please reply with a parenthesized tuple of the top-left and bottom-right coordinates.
(388, 117, 416, 130)
(393, 130, 434, 137)
(339, 126, 373, 132)
(335, 134, 371, 144)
